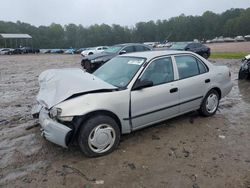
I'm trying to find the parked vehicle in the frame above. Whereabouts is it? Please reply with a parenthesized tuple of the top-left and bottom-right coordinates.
(143, 42, 158, 48)
(170, 42, 210, 59)
(50, 49, 64, 54)
(245, 35, 250, 41)
(238, 54, 250, 79)
(43, 49, 51, 54)
(12, 48, 23, 54)
(64, 48, 76, 54)
(32, 50, 233, 157)
(0, 48, 14, 55)
(75, 48, 86, 54)
(81, 46, 109, 57)
(21, 47, 40, 53)
(81, 43, 152, 73)
(235, 36, 245, 42)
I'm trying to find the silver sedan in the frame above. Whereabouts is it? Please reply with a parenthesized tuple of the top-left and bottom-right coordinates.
(33, 50, 233, 157)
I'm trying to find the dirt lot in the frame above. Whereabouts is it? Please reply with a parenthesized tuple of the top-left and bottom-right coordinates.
(0, 54, 250, 188)
(207, 41, 250, 52)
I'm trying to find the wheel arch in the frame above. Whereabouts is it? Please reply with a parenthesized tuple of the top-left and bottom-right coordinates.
(210, 87, 221, 99)
(73, 110, 122, 136)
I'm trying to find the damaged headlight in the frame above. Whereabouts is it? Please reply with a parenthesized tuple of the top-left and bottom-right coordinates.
(49, 107, 73, 122)
(49, 107, 62, 118)
(57, 116, 74, 122)
(91, 58, 103, 63)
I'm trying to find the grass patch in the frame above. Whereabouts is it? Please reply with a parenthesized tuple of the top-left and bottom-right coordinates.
(210, 52, 248, 59)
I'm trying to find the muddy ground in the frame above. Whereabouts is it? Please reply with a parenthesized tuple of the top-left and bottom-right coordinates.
(0, 54, 250, 188)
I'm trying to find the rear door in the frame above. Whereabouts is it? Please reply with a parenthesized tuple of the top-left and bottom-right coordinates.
(173, 54, 210, 113)
(130, 56, 179, 129)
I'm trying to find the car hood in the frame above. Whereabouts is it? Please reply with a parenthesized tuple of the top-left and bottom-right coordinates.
(82, 52, 116, 61)
(36, 68, 117, 109)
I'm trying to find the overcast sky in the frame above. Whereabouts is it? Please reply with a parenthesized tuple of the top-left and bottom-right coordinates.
(0, 0, 249, 27)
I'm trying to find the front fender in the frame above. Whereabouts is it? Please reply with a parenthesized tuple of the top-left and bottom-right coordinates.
(54, 90, 131, 134)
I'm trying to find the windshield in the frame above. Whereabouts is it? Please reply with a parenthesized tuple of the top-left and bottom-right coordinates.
(93, 56, 145, 88)
(170, 42, 188, 50)
(104, 45, 123, 54)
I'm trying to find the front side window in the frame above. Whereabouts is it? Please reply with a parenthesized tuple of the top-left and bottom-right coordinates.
(175, 55, 207, 79)
(140, 57, 174, 86)
(93, 56, 145, 88)
(104, 45, 123, 54)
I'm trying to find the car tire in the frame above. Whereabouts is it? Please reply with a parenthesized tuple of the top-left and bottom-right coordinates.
(199, 89, 219, 117)
(238, 68, 248, 79)
(88, 52, 93, 55)
(202, 53, 208, 59)
(78, 115, 120, 157)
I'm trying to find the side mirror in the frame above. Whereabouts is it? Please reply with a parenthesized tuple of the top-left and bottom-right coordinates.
(132, 79, 153, 90)
(119, 50, 127, 55)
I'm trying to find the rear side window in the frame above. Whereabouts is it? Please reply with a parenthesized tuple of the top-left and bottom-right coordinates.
(197, 60, 208, 74)
(123, 46, 134, 53)
(135, 45, 151, 52)
(175, 55, 199, 79)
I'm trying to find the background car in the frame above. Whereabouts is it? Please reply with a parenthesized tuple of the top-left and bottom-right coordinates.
(33, 50, 232, 157)
(170, 42, 210, 59)
(12, 48, 23, 54)
(0, 48, 14, 55)
(238, 54, 250, 79)
(64, 48, 76, 54)
(50, 49, 64, 54)
(75, 48, 86, 54)
(21, 46, 40, 53)
(81, 43, 152, 73)
(81, 46, 109, 57)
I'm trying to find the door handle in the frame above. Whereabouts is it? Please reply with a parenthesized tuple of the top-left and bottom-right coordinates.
(170, 88, 178, 93)
(205, 79, 210, 83)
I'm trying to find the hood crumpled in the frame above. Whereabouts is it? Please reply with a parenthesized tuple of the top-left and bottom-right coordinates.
(36, 68, 117, 109)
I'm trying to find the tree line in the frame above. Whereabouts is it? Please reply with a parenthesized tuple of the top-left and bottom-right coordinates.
(0, 8, 249, 49)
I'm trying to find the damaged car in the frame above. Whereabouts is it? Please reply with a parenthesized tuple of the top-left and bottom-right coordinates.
(32, 50, 233, 157)
(238, 54, 250, 79)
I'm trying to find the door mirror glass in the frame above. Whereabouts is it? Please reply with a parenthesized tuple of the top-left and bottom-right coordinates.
(119, 50, 126, 55)
(133, 79, 153, 90)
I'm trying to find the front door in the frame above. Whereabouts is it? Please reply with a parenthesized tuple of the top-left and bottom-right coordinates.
(130, 56, 179, 130)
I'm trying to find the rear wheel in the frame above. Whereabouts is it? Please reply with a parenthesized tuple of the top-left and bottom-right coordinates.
(78, 115, 120, 157)
(199, 89, 219, 117)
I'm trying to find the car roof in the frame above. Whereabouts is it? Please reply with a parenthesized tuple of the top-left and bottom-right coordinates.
(114, 43, 148, 47)
(120, 50, 195, 60)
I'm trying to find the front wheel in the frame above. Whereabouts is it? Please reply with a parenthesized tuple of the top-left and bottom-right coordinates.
(199, 89, 219, 117)
(78, 115, 120, 157)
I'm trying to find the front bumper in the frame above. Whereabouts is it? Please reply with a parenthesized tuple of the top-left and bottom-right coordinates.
(39, 108, 72, 148)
